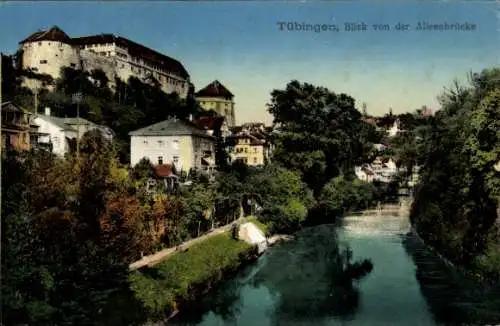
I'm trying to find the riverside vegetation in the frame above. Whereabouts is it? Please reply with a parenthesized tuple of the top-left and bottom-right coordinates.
(2, 53, 499, 323)
(409, 68, 500, 281)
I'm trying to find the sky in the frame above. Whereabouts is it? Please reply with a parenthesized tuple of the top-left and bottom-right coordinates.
(0, 1, 498, 125)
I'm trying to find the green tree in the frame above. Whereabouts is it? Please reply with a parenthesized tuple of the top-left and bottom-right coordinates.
(411, 67, 500, 278)
(267, 80, 377, 195)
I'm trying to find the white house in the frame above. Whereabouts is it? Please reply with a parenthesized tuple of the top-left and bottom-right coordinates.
(34, 107, 112, 156)
(355, 165, 375, 182)
(355, 157, 399, 183)
(129, 118, 216, 173)
(387, 120, 401, 137)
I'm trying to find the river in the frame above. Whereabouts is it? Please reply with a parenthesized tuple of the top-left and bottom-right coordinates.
(169, 206, 500, 326)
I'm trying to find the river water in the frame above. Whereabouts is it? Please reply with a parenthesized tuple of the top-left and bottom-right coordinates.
(169, 208, 500, 326)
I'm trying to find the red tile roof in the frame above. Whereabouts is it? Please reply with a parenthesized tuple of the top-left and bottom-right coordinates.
(192, 116, 225, 131)
(196, 80, 233, 98)
(420, 108, 435, 118)
(154, 164, 174, 178)
(228, 133, 265, 146)
(20, 26, 72, 44)
(72, 34, 189, 79)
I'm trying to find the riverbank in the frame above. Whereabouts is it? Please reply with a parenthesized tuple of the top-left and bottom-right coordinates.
(130, 231, 261, 323)
(409, 225, 500, 283)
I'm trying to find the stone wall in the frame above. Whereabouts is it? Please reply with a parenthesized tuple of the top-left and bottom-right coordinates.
(79, 50, 117, 87)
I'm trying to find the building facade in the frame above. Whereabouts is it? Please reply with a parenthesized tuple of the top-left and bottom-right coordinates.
(1, 102, 40, 153)
(227, 133, 266, 166)
(19, 26, 190, 98)
(196, 80, 236, 127)
(34, 107, 111, 157)
(129, 118, 216, 173)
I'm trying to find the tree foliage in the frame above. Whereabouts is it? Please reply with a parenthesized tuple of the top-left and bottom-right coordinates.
(411, 68, 500, 279)
(267, 80, 379, 194)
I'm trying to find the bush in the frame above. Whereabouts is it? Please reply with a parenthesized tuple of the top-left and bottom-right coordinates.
(310, 176, 377, 224)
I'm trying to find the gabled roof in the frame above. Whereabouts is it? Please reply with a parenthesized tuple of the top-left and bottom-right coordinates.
(227, 132, 265, 146)
(62, 117, 97, 126)
(72, 34, 189, 79)
(129, 118, 215, 139)
(36, 115, 96, 132)
(20, 26, 72, 44)
(36, 115, 77, 132)
(1, 102, 31, 114)
(192, 116, 225, 131)
(195, 80, 234, 99)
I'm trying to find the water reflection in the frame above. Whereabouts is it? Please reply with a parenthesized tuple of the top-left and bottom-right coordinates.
(402, 232, 500, 326)
(251, 225, 373, 325)
(171, 224, 373, 326)
(171, 265, 252, 325)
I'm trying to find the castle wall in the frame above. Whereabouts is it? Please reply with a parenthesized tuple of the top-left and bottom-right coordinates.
(22, 40, 80, 78)
(21, 38, 189, 99)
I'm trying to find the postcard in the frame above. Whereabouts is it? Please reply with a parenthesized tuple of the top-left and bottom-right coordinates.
(1, 1, 499, 326)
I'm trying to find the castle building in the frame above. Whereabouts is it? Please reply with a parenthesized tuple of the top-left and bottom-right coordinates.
(19, 26, 190, 98)
(195, 80, 236, 127)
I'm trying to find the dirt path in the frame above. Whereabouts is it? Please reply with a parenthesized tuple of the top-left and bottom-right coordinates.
(129, 218, 244, 270)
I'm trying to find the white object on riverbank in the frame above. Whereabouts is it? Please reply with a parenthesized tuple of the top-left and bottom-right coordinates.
(267, 234, 294, 246)
(238, 222, 268, 253)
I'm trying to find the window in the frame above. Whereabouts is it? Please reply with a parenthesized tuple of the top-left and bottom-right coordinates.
(244, 148, 248, 153)
(38, 42, 42, 46)
(172, 140, 179, 150)
(158, 156, 163, 165)
(143, 139, 148, 145)
(253, 158, 257, 164)
(254, 148, 258, 153)
(53, 136, 60, 146)
(173, 156, 179, 164)
(158, 140, 164, 147)
(70, 63, 76, 68)
(40, 60, 47, 64)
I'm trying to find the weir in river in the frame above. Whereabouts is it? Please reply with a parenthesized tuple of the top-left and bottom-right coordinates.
(167, 200, 500, 326)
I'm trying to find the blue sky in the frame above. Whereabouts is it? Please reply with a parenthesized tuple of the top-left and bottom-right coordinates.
(0, 1, 498, 124)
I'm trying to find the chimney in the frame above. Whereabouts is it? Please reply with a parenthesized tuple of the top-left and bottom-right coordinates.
(44, 107, 51, 116)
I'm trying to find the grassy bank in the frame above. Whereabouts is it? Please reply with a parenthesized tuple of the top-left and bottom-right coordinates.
(129, 233, 259, 321)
